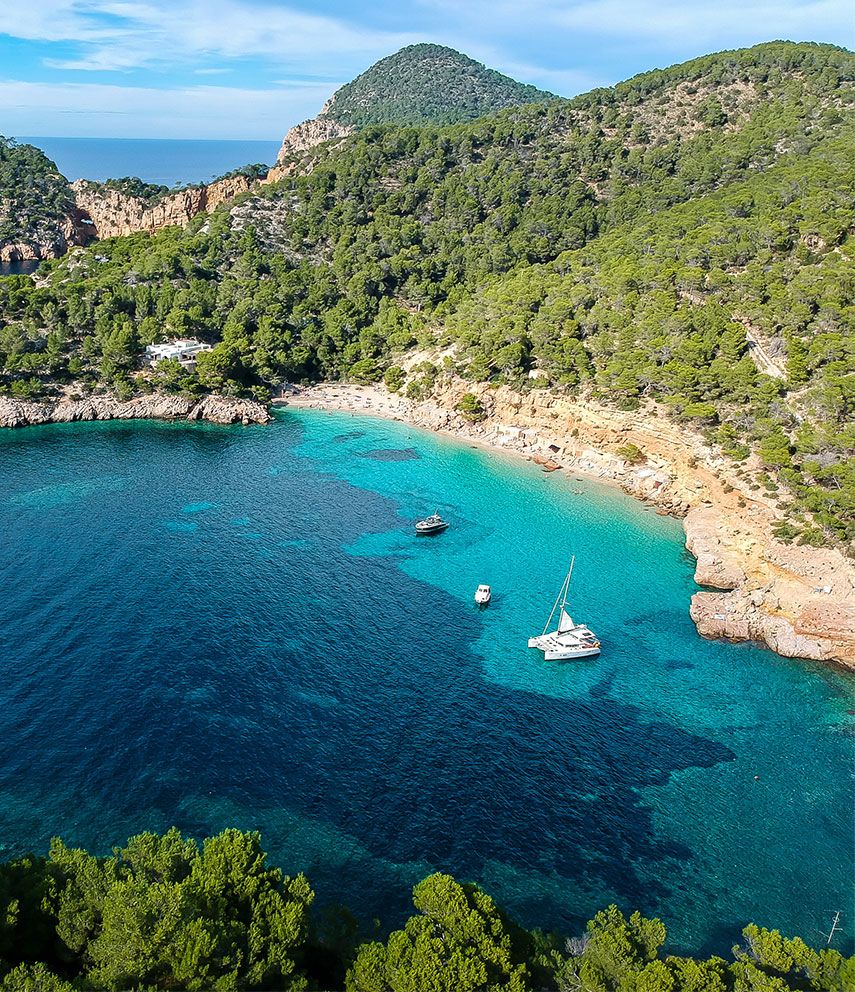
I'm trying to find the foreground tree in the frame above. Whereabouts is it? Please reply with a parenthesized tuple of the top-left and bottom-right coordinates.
(346, 873, 532, 992)
(48, 828, 313, 991)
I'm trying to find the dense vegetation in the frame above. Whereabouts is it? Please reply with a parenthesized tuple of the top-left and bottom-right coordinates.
(0, 138, 78, 255)
(0, 828, 851, 991)
(323, 44, 555, 126)
(0, 41, 852, 543)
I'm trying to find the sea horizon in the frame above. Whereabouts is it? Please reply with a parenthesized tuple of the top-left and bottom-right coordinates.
(16, 135, 282, 187)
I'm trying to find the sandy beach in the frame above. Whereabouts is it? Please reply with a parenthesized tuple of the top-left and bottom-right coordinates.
(276, 379, 855, 669)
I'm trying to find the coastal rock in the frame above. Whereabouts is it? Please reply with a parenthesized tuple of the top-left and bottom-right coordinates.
(689, 590, 855, 665)
(0, 393, 271, 429)
(71, 174, 257, 240)
(267, 116, 354, 181)
(683, 506, 747, 589)
(280, 379, 855, 670)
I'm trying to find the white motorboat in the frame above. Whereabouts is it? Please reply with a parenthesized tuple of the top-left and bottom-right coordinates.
(474, 584, 492, 605)
(528, 556, 600, 660)
(415, 512, 449, 535)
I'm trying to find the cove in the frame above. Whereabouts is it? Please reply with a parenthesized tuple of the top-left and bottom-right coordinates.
(0, 410, 851, 955)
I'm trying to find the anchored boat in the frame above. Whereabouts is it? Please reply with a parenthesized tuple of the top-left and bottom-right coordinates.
(475, 584, 492, 605)
(528, 556, 600, 660)
(415, 512, 449, 535)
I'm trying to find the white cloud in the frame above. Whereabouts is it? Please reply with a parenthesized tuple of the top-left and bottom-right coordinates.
(420, 0, 853, 49)
(0, 78, 337, 139)
(490, 60, 607, 96)
(0, 0, 420, 72)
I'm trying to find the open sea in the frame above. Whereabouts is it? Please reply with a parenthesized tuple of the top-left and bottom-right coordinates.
(0, 410, 852, 955)
(17, 136, 281, 186)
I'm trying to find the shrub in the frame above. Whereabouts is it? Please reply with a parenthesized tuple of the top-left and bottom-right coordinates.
(617, 442, 646, 465)
(456, 392, 486, 422)
(384, 366, 406, 392)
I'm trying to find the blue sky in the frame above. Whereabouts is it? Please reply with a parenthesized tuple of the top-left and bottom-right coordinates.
(1, 1, 851, 140)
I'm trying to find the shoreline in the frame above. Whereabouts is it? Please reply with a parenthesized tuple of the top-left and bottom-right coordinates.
(0, 392, 272, 429)
(277, 381, 855, 671)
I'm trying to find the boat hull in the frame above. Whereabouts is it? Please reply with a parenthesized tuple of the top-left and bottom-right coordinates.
(528, 633, 600, 660)
(542, 645, 601, 660)
(415, 523, 448, 535)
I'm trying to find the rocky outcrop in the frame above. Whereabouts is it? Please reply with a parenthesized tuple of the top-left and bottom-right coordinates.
(266, 116, 354, 181)
(684, 507, 747, 589)
(690, 592, 855, 666)
(0, 211, 92, 262)
(0, 393, 271, 429)
(683, 504, 855, 666)
(280, 379, 855, 670)
(71, 174, 257, 240)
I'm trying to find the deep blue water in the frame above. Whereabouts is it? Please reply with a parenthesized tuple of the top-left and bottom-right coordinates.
(17, 137, 281, 186)
(0, 411, 852, 954)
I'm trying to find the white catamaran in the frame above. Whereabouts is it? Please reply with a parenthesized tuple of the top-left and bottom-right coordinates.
(528, 556, 601, 660)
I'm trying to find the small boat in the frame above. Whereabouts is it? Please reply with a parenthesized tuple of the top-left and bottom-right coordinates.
(528, 556, 600, 660)
(415, 512, 449, 535)
(474, 584, 492, 605)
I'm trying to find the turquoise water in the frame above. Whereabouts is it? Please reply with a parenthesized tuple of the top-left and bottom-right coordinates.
(0, 410, 852, 954)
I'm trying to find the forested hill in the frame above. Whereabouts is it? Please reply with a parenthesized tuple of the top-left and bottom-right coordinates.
(0, 41, 853, 545)
(321, 43, 556, 126)
(0, 138, 83, 261)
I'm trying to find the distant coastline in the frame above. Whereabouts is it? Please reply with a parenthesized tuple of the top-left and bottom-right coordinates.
(0, 392, 271, 429)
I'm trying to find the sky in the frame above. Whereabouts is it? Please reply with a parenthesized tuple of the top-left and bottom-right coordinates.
(0, 0, 852, 141)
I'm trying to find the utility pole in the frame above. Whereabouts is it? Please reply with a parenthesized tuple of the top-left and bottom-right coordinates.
(820, 911, 843, 947)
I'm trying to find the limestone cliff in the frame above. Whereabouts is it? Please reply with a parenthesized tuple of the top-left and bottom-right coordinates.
(0, 393, 271, 428)
(71, 174, 257, 240)
(267, 114, 354, 181)
(0, 210, 91, 262)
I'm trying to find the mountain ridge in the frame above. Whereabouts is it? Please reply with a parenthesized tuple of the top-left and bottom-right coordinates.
(271, 42, 557, 171)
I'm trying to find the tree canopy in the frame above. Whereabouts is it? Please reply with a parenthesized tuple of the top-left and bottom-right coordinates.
(0, 830, 851, 991)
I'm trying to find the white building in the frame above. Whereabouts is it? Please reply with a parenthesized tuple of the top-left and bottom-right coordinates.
(144, 339, 212, 369)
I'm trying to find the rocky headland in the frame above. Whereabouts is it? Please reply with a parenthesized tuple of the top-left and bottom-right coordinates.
(277, 379, 855, 670)
(0, 392, 271, 429)
(266, 114, 355, 182)
(71, 174, 258, 241)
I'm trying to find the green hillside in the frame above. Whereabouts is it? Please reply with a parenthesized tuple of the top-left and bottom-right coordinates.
(323, 43, 556, 126)
(0, 41, 852, 543)
(0, 138, 78, 257)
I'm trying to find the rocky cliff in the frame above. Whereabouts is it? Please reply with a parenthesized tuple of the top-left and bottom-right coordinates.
(281, 378, 855, 670)
(0, 393, 271, 428)
(0, 209, 92, 262)
(71, 174, 257, 240)
(266, 115, 354, 181)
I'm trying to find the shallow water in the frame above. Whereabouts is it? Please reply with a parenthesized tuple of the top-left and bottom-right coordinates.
(0, 410, 851, 953)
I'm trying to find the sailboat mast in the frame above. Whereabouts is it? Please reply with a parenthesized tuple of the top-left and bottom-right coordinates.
(561, 556, 575, 614)
(541, 556, 575, 635)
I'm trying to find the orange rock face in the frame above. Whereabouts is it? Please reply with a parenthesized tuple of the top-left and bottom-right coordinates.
(71, 174, 257, 240)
